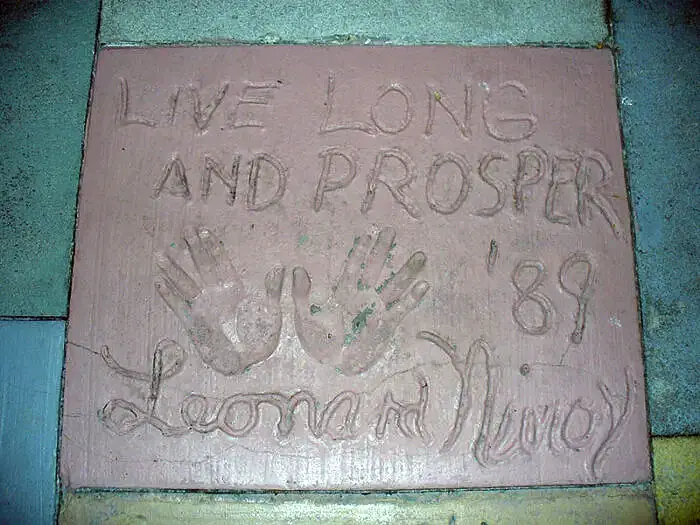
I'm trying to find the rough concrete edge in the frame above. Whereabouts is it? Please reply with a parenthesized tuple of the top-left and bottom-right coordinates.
(98, 37, 609, 49)
(59, 483, 655, 523)
(605, 2, 658, 520)
(53, 0, 104, 521)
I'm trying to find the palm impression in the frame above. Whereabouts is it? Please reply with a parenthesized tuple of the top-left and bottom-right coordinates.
(154, 226, 284, 375)
(292, 227, 430, 375)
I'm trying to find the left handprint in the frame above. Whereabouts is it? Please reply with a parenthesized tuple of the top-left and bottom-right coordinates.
(154, 226, 284, 375)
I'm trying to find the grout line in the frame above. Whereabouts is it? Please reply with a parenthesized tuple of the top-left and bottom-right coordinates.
(650, 434, 700, 440)
(0, 316, 67, 321)
(97, 39, 610, 50)
(67, 480, 654, 496)
(609, 14, 659, 521)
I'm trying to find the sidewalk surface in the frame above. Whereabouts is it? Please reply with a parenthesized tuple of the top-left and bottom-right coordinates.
(0, 1, 697, 523)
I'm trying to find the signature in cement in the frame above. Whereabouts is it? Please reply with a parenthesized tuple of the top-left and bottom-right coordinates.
(419, 330, 636, 480)
(97, 331, 636, 481)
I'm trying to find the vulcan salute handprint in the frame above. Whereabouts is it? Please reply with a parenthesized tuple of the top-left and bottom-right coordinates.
(292, 227, 430, 375)
(155, 226, 284, 375)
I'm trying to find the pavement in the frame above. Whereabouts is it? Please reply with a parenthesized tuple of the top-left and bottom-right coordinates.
(0, 0, 697, 523)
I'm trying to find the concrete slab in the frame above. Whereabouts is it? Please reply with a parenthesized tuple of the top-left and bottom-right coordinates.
(653, 436, 700, 525)
(99, 0, 608, 47)
(0, 321, 65, 524)
(0, 0, 99, 316)
(59, 485, 656, 524)
(613, 0, 700, 435)
(61, 46, 649, 490)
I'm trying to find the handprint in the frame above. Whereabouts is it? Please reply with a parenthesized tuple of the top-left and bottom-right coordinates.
(154, 226, 284, 375)
(292, 227, 430, 375)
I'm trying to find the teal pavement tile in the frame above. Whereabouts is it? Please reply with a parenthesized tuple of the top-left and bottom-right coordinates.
(0, 321, 65, 524)
(0, 0, 99, 317)
(100, 0, 608, 46)
(614, 0, 700, 435)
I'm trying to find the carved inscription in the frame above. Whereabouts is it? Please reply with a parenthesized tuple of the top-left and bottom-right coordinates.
(228, 81, 281, 129)
(511, 259, 554, 335)
(117, 71, 623, 239)
(417, 331, 492, 453)
(414, 331, 637, 479)
(314, 146, 359, 211)
(98, 220, 632, 481)
(117, 77, 279, 131)
(376, 374, 430, 443)
(424, 84, 472, 139)
(483, 81, 538, 142)
(149, 146, 623, 237)
(99, 340, 189, 436)
(425, 153, 472, 215)
(510, 252, 597, 342)
(559, 252, 596, 344)
(66, 48, 646, 489)
(180, 390, 360, 440)
(99, 329, 637, 481)
(101, 344, 360, 441)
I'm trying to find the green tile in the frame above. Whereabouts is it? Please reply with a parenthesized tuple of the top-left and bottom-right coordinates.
(0, 320, 65, 524)
(0, 0, 99, 316)
(653, 437, 700, 525)
(613, 0, 700, 435)
(60, 486, 655, 524)
(100, 0, 607, 46)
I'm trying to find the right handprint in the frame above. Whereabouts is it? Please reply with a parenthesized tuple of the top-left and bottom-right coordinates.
(292, 227, 430, 375)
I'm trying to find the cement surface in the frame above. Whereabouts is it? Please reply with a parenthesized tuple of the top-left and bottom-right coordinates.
(62, 46, 648, 490)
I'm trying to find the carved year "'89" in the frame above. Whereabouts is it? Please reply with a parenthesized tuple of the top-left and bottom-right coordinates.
(511, 252, 596, 343)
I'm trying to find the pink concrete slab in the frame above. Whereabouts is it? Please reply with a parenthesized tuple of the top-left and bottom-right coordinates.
(62, 46, 650, 489)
